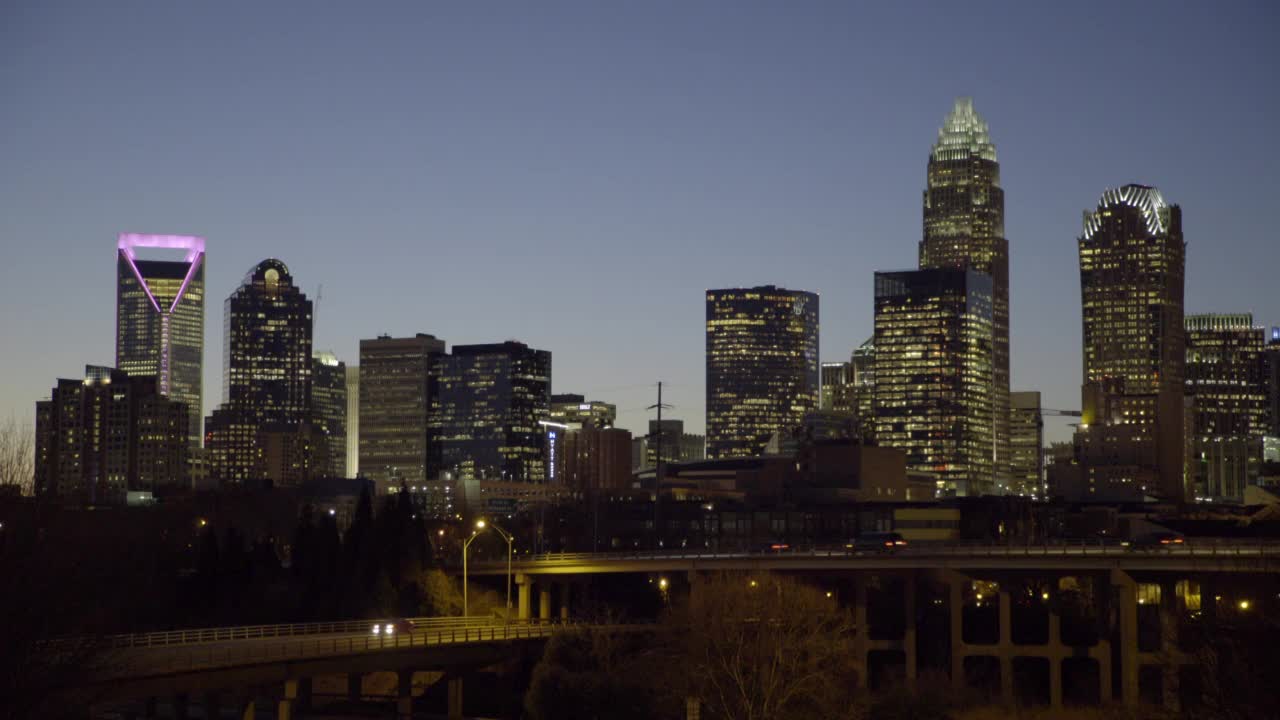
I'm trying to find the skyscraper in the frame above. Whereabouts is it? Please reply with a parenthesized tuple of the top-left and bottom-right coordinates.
(205, 259, 313, 484)
(115, 233, 205, 447)
(433, 341, 551, 482)
(873, 269, 995, 496)
(1009, 391, 1044, 496)
(345, 364, 360, 477)
(312, 351, 348, 478)
(705, 286, 819, 459)
(1185, 314, 1267, 501)
(1075, 185, 1186, 501)
(359, 333, 445, 491)
(850, 338, 876, 441)
(35, 366, 188, 505)
(919, 98, 1010, 488)
(820, 361, 854, 414)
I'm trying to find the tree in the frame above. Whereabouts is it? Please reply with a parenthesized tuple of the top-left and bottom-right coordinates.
(665, 573, 861, 720)
(524, 627, 673, 720)
(0, 417, 34, 496)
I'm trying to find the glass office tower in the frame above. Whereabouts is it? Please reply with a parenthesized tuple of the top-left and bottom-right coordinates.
(359, 333, 446, 489)
(115, 233, 205, 447)
(705, 286, 819, 459)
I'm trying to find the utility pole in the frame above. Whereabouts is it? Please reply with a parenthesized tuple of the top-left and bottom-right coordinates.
(647, 381, 673, 549)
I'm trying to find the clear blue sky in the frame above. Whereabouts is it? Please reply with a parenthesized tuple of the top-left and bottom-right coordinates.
(2, 1, 1277, 443)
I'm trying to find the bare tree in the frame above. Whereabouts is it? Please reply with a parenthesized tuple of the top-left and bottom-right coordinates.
(666, 572, 861, 720)
(0, 417, 35, 496)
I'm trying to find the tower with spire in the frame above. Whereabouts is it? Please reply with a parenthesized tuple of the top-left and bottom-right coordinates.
(919, 97, 1011, 493)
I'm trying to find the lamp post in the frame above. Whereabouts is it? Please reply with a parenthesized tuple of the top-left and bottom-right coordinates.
(486, 521, 515, 621)
(462, 523, 482, 617)
(462, 519, 515, 620)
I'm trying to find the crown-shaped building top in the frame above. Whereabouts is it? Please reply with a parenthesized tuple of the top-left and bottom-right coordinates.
(931, 97, 997, 163)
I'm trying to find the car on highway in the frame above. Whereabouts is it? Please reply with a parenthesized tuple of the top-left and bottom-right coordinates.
(1122, 532, 1186, 551)
(371, 618, 415, 636)
(845, 532, 908, 554)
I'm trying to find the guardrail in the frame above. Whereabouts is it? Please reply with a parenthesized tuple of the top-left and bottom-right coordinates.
(477, 539, 1280, 565)
(115, 620, 640, 677)
(103, 615, 516, 649)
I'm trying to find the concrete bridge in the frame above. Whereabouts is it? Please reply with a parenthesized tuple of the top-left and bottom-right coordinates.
(468, 539, 1280, 712)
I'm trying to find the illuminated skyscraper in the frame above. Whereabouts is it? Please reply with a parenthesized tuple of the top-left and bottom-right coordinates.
(1185, 314, 1267, 501)
(873, 269, 994, 496)
(432, 341, 551, 482)
(359, 333, 445, 490)
(312, 351, 348, 478)
(345, 365, 360, 477)
(705, 286, 819, 459)
(1075, 185, 1186, 501)
(550, 394, 617, 429)
(115, 233, 205, 447)
(919, 98, 1010, 488)
(820, 361, 854, 414)
(205, 259, 313, 484)
(1009, 391, 1044, 496)
(850, 338, 876, 441)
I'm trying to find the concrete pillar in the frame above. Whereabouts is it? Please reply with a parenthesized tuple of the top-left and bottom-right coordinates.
(447, 676, 464, 719)
(1159, 581, 1181, 713)
(560, 581, 571, 621)
(948, 572, 965, 690)
(296, 678, 312, 713)
(1112, 570, 1139, 705)
(397, 669, 415, 719)
(277, 680, 299, 720)
(238, 699, 255, 720)
(347, 672, 362, 702)
(517, 574, 532, 620)
(539, 585, 552, 621)
(998, 590, 1013, 704)
(903, 575, 917, 686)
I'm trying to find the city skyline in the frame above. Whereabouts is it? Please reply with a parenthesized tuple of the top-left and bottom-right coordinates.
(3, 2, 1278, 445)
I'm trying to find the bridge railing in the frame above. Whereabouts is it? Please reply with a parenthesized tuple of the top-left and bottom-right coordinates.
(480, 538, 1280, 565)
(101, 615, 518, 649)
(117, 620, 642, 676)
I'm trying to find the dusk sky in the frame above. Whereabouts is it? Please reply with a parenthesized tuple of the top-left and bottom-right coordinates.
(3, 1, 1277, 443)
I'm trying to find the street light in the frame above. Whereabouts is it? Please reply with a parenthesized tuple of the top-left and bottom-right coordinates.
(462, 519, 515, 620)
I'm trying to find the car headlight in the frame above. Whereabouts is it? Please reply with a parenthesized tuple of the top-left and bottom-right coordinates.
(372, 624, 381, 634)
(386, 625, 395, 635)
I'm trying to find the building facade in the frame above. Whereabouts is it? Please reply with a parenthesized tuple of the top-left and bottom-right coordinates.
(850, 338, 876, 441)
(312, 351, 348, 478)
(1185, 314, 1267, 501)
(358, 334, 446, 490)
(35, 367, 188, 505)
(556, 426, 633, 492)
(873, 268, 995, 496)
(1075, 185, 1186, 501)
(821, 361, 854, 414)
(705, 286, 819, 459)
(549, 394, 617, 429)
(205, 259, 313, 485)
(918, 98, 1011, 489)
(432, 341, 552, 483)
(345, 365, 359, 477)
(1266, 328, 1280, 440)
(115, 233, 205, 447)
(1009, 391, 1044, 497)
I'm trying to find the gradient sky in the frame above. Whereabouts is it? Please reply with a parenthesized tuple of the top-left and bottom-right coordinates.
(3, 1, 1277, 444)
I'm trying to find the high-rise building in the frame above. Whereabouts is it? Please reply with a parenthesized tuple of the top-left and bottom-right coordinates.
(873, 268, 995, 496)
(345, 365, 360, 477)
(918, 98, 1011, 489)
(1185, 314, 1267, 501)
(850, 338, 876, 441)
(550, 394, 617, 429)
(205, 259, 313, 485)
(705, 286, 819, 459)
(1265, 328, 1280, 440)
(35, 367, 188, 505)
(820, 362, 854, 414)
(1009, 391, 1044, 496)
(1075, 185, 1186, 501)
(358, 334, 446, 490)
(115, 233, 205, 447)
(433, 341, 551, 482)
(312, 351, 348, 478)
(556, 426, 633, 492)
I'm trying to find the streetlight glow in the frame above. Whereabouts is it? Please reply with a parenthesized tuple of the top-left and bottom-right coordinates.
(475, 519, 486, 529)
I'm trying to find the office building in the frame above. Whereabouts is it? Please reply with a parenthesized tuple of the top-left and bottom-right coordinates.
(1009, 391, 1044, 496)
(1075, 185, 1186, 501)
(550, 394, 617, 429)
(205, 259, 313, 485)
(633, 420, 705, 471)
(35, 367, 188, 505)
(705, 286, 819, 459)
(821, 361, 854, 414)
(115, 233, 205, 446)
(873, 268, 995, 496)
(345, 365, 359, 477)
(1266, 328, 1280, 438)
(433, 341, 551, 483)
(919, 98, 1011, 488)
(850, 338, 876, 441)
(312, 351, 347, 478)
(556, 426, 633, 492)
(1185, 314, 1267, 501)
(358, 334, 445, 490)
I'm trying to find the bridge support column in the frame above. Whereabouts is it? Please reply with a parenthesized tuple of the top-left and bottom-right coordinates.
(278, 678, 310, 720)
(238, 699, 256, 720)
(447, 675, 464, 719)
(517, 574, 532, 620)
(998, 589, 1013, 705)
(904, 574, 917, 687)
(1112, 570, 1139, 705)
(539, 585, 552, 621)
(1159, 580, 1181, 713)
(397, 669, 415, 718)
(347, 672, 362, 701)
(560, 581, 571, 621)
